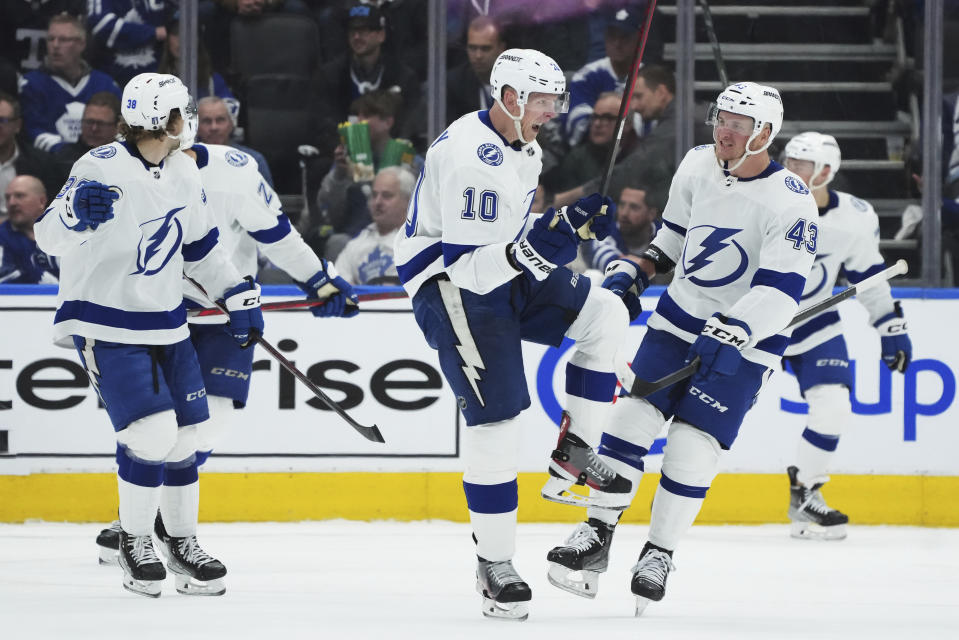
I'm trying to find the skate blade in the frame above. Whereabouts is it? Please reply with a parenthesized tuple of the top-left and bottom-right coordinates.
(480, 596, 528, 622)
(98, 546, 119, 566)
(122, 574, 162, 598)
(541, 477, 629, 510)
(634, 595, 651, 617)
(546, 563, 599, 599)
(174, 574, 226, 596)
(790, 521, 847, 541)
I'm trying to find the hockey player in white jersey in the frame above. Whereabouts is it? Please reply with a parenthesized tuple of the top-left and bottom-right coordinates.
(394, 49, 638, 621)
(35, 73, 264, 598)
(780, 132, 911, 540)
(546, 82, 819, 615)
(95, 141, 360, 564)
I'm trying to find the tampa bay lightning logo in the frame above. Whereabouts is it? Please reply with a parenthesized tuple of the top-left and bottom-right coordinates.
(89, 145, 116, 159)
(801, 254, 831, 300)
(681, 225, 749, 287)
(477, 143, 504, 166)
(784, 175, 809, 195)
(225, 150, 249, 167)
(131, 207, 186, 276)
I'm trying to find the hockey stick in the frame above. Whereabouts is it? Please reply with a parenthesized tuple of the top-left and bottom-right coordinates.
(623, 259, 909, 397)
(187, 289, 408, 318)
(698, 0, 729, 87)
(183, 275, 386, 443)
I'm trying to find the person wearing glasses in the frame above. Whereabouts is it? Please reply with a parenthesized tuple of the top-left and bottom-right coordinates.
(0, 92, 65, 217)
(54, 92, 121, 165)
(19, 13, 121, 153)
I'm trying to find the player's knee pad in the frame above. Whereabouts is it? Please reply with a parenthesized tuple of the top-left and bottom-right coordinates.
(196, 395, 235, 453)
(116, 410, 179, 462)
(661, 421, 722, 488)
(567, 286, 629, 367)
(462, 417, 520, 485)
(165, 424, 198, 464)
(804, 384, 851, 438)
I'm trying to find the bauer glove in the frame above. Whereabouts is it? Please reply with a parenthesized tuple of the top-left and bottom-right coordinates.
(509, 207, 578, 281)
(601, 258, 648, 322)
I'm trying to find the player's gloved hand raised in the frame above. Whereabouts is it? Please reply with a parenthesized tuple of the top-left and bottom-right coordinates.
(300, 260, 359, 318)
(874, 301, 911, 372)
(223, 277, 264, 348)
(509, 207, 578, 281)
(686, 313, 751, 382)
(71, 180, 119, 231)
(559, 193, 616, 240)
(602, 259, 649, 322)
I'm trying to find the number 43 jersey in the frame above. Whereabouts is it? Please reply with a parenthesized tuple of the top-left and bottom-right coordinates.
(394, 110, 540, 298)
(648, 144, 819, 369)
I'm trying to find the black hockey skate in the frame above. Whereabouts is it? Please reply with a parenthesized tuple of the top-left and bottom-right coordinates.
(96, 519, 122, 566)
(475, 557, 531, 621)
(630, 543, 674, 617)
(787, 466, 848, 540)
(118, 530, 166, 598)
(156, 533, 227, 596)
(546, 519, 616, 598)
(541, 412, 632, 510)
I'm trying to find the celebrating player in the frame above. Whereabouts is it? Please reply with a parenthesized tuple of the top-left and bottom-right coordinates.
(394, 48, 635, 621)
(546, 82, 818, 615)
(781, 131, 911, 540)
(34, 73, 263, 598)
(94, 142, 359, 564)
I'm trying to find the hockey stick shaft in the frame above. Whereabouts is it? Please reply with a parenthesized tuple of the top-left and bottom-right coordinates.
(188, 290, 408, 317)
(698, 0, 729, 87)
(183, 276, 385, 443)
(627, 259, 909, 397)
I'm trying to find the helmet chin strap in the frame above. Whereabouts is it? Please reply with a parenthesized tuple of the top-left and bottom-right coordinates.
(714, 126, 772, 175)
(496, 97, 532, 145)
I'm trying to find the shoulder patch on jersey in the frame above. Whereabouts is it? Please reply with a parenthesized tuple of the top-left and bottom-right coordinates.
(850, 196, 868, 211)
(225, 150, 249, 167)
(477, 143, 504, 166)
(784, 175, 809, 195)
(201, 188, 207, 204)
(89, 145, 117, 159)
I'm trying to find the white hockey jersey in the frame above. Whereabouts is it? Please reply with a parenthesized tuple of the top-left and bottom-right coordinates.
(190, 143, 322, 292)
(34, 141, 246, 345)
(334, 222, 399, 285)
(648, 145, 819, 369)
(783, 190, 895, 356)
(394, 110, 540, 297)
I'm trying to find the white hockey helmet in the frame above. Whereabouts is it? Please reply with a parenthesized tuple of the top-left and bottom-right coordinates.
(490, 48, 569, 144)
(708, 82, 783, 146)
(784, 131, 841, 189)
(121, 73, 197, 151)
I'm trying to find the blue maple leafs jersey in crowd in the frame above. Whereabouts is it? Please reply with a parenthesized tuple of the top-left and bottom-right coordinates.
(18, 68, 122, 151)
(34, 141, 246, 345)
(395, 110, 540, 297)
(87, 0, 168, 82)
(186, 143, 324, 323)
(648, 144, 819, 369)
(0, 220, 60, 284)
(783, 190, 895, 356)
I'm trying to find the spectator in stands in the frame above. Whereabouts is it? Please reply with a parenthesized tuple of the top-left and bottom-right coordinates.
(196, 96, 274, 187)
(581, 184, 664, 278)
(87, 0, 169, 85)
(54, 91, 121, 165)
(0, 175, 59, 283)
(314, 1, 421, 150)
(19, 14, 121, 153)
(562, 5, 644, 146)
(333, 165, 414, 285)
(446, 16, 507, 123)
(157, 19, 238, 106)
(0, 92, 64, 216)
(0, 0, 85, 73)
(314, 90, 420, 239)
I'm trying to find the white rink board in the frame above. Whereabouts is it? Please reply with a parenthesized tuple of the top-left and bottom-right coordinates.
(1, 289, 956, 475)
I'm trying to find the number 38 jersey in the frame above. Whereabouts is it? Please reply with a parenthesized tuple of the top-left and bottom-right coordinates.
(649, 144, 819, 369)
(394, 110, 540, 297)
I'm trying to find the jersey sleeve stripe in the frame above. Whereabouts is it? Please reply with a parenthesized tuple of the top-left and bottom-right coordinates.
(789, 309, 841, 344)
(662, 219, 687, 237)
(442, 242, 480, 267)
(396, 241, 442, 284)
(182, 228, 219, 262)
(54, 300, 187, 330)
(843, 262, 885, 284)
(750, 268, 806, 303)
(246, 214, 291, 244)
